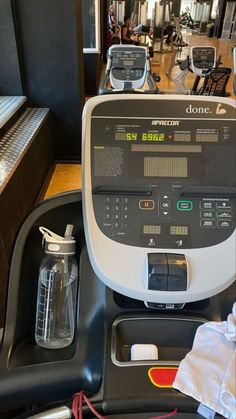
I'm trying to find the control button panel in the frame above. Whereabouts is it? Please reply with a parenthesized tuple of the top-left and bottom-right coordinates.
(112, 68, 144, 81)
(200, 199, 233, 229)
(103, 196, 130, 237)
(160, 193, 172, 218)
(94, 192, 234, 249)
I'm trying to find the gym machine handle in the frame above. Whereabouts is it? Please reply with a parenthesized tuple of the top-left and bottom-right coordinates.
(179, 56, 191, 72)
(99, 69, 113, 95)
(146, 70, 159, 94)
(181, 186, 236, 198)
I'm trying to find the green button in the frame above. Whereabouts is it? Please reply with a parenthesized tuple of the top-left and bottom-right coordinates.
(177, 200, 193, 211)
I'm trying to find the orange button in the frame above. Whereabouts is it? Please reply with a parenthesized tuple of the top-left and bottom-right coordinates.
(139, 200, 155, 210)
(148, 367, 178, 388)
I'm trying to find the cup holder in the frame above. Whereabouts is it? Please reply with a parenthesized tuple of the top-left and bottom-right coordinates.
(111, 315, 205, 366)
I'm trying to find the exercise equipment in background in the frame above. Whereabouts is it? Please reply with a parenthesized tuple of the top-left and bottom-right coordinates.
(173, 46, 231, 96)
(99, 45, 159, 94)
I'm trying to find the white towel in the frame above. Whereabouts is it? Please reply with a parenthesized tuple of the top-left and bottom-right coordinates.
(173, 303, 236, 419)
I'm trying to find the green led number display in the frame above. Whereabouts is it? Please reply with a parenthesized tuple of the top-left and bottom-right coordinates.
(126, 133, 138, 141)
(142, 133, 165, 141)
(121, 132, 165, 141)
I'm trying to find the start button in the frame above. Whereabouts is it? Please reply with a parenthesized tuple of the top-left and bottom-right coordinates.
(177, 200, 193, 211)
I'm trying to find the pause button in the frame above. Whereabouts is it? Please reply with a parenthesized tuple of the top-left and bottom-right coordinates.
(139, 200, 155, 210)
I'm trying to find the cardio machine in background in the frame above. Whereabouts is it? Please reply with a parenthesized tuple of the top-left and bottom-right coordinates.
(173, 46, 231, 96)
(99, 45, 159, 95)
(0, 95, 235, 418)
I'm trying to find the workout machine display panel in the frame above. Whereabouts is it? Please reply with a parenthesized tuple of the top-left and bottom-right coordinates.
(91, 105, 235, 250)
(191, 46, 216, 76)
(109, 45, 147, 89)
(83, 95, 236, 304)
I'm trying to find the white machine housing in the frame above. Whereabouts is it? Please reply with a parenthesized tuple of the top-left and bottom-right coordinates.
(82, 95, 236, 304)
(109, 44, 148, 90)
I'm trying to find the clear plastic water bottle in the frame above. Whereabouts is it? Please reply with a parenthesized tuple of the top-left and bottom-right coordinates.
(35, 225, 78, 349)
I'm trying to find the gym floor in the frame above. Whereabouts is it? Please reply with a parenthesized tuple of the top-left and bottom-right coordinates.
(43, 33, 236, 201)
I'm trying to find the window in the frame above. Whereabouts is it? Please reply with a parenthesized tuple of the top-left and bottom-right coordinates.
(82, 0, 100, 53)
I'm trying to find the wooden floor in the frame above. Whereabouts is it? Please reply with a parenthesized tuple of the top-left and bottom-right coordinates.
(43, 163, 82, 199)
(43, 33, 236, 200)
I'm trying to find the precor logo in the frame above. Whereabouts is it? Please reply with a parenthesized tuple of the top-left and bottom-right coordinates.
(186, 104, 212, 114)
(151, 120, 180, 126)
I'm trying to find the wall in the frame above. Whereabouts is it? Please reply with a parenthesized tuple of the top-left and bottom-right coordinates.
(0, 0, 22, 95)
(0, 0, 85, 160)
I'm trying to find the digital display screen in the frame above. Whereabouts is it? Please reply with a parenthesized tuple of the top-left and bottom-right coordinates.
(192, 48, 215, 69)
(115, 132, 165, 141)
(123, 60, 134, 66)
(174, 133, 191, 142)
(144, 157, 188, 177)
(143, 225, 161, 235)
(196, 134, 218, 142)
(142, 133, 164, 141)
(115, 132, 137, 141)
(131, 144, 201, 153)
(170, 226, 189, 235)
(124, 133, 138, 140)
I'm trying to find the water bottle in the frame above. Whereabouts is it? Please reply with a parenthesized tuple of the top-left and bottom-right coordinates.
(35, 225, 78, 349)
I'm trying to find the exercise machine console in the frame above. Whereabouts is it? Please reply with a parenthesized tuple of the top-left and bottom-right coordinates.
(190, 46, 216, 77)
(82, 95, 235, 308)
(0, 96, 235, 417)
(173, 46, 216, 94)
(99, 45, 158, 94)
(173, 46, 231, 96)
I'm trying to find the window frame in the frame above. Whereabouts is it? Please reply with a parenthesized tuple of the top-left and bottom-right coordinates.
(83, 0, 101, 54)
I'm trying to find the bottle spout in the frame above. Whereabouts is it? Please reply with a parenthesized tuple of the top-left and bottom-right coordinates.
(39, 226, 76, 255)
(64, 224, 74, 240)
